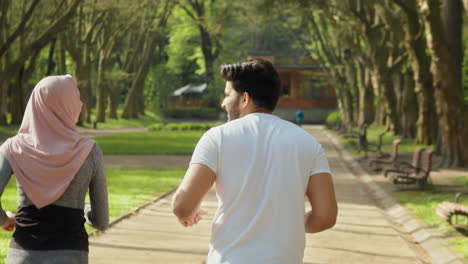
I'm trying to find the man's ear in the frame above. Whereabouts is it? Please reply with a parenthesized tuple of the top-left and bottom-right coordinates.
(242, 92, 250, 106)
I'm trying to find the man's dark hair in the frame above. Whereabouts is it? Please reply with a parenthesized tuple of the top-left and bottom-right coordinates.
(220, 58, 281, 111)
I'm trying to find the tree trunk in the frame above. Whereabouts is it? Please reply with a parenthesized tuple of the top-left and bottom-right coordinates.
(400, 70, 418, 138)
(369, 49, 400, 133)
(11, 70, 26, 125)
(0, 77, 8, 125)
(359, 64, 375, 125)
(443, 0, 463, 85)
(46, 38, 57, 75)
(107, 85, 119, 119)
(11, 48, 38, 125)
(199, 26, 216, 87)
(95, 52, 107, 122)
(345, 61, 359, 126)
(58, 35, 67, 74)
(74, 57, 91, 125)
(121, 34, 158, 119)
(419, 0, 468, 166)
(394, 0, 438, 144)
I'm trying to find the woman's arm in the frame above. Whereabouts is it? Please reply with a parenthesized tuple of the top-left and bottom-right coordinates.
(85, 145, 109, 231)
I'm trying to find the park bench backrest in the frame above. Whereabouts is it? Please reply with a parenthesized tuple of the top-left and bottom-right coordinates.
(419, 149, 434, 178)
(390, 139, 401, 161)
(411, 147, 426, 169)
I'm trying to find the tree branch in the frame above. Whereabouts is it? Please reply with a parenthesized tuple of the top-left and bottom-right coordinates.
(0, 0, 41, 58)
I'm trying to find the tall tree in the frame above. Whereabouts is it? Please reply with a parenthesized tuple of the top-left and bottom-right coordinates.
(418, 0, 468, 166)
(391, 0, 438, 144)
(176, 0, 231, 90)
(121, 0, 173, 119)
(0, 0, 82, 124)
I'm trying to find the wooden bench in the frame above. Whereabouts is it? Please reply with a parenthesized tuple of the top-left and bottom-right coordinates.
(341, 123, 387, 158)
(383, 147, 426, 177)
(436, 192, 468, 230)
(385, 149, 434, 188)
(368, 139, 401, 171)
(358, 127, 388, 158)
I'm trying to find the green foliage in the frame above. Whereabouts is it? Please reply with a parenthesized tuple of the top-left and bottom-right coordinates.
(147, 123, 166, 131)
(86, 110, 163, 129)
(95, 131, 204, 155)
(0, 126, 18, 140)
(161, 107, 221, 119)
(0, 177, 18, 261)
(147, 122, 223, 131)
(464, 88, 468, 106)
(395, 191, 468, 260)
(102, 168, 184, 220)
(325, 111, 343, 129)
(340, 125, 432, 154)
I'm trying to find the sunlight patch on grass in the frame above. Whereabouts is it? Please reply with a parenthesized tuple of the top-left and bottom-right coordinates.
(0, 168, 184, 262)
(395, 191, 468, 260)
(83, 109, 163, 129)
(339, 125, 433, 154)
(95, 131, 204, 155)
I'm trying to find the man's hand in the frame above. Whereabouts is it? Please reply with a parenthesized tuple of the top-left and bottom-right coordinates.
(172, 164, 215, 226)
(178, 209, 208, 227)
(1, 211, 16, 232)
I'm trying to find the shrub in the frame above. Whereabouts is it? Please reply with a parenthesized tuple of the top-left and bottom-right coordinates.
(162, 107, 220, 119)
(147, 123, 165, 131)
(325, 111, 343, 129)
(147, 122, 223, 132)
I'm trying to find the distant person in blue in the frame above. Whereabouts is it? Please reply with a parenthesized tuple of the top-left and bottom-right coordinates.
(296, 109, 304, 127)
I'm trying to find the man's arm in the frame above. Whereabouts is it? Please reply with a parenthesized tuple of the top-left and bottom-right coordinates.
(305, 172, 337, 233)
(172, 164, 216, 226)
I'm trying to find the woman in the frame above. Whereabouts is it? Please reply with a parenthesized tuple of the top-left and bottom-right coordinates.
(0, 75, 109, 263)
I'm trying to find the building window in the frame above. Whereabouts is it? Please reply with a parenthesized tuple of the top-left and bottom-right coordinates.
(298, 75, 328, 99)
(279, 73, 290, 96)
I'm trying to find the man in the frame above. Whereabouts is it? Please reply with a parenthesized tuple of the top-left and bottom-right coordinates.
(172, 59, 337, 264)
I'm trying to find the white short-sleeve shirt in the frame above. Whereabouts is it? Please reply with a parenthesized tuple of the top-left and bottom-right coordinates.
(190, 113, 331, 264)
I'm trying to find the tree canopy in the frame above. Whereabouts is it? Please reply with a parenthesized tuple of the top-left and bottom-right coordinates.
(0, 0, 467, 166)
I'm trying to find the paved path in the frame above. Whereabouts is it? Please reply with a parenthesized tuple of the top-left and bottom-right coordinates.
(89, 126, 460, 263)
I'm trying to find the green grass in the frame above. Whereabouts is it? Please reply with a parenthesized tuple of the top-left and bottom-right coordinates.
(95, 131, 204, 155)
(0, 126, 17, 140)
(395, 191, 468, 260)
(0, 168, 184, 262)
(464, 88, 468, 105)
(340, 125, 432, 154)
(84, 109, 163, 130)
(0, 178, 19, 260)
(103, 168, 184, 220)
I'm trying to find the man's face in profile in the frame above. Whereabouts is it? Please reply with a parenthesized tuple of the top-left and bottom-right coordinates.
(221, 81, 242, 121)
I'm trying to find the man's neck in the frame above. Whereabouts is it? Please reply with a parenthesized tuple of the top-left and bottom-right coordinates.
(241, 107, 272, 117)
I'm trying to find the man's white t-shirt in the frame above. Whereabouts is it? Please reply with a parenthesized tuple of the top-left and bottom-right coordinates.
(190, 113, 331, 264)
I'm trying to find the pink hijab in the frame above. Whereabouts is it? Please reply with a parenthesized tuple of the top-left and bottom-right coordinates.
(0, 75, 95, 208)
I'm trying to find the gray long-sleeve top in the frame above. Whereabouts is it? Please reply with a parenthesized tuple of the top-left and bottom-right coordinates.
(0, 144, 109, 231)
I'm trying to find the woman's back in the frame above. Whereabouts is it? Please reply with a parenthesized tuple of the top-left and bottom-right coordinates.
(3, 144, 108, 264)
(0, 75, 109, 264)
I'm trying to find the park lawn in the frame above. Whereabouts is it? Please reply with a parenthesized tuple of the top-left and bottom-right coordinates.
(95, 131, 204, 155)
(395, 186, 468, 261)
(83, 109, 163, 130)
(0, 168, 184, 263)
(340, 125, 432, 154)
